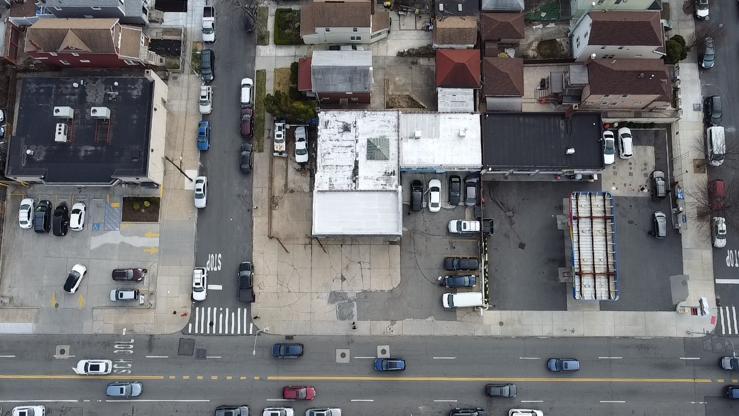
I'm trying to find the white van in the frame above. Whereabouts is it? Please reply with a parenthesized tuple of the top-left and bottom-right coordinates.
(442, 292, 484, 309)
(707, 126, 725, 166)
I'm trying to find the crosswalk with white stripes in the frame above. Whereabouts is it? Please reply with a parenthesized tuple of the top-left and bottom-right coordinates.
(718, 306, 739, 336)
(185, 306, 251, 335)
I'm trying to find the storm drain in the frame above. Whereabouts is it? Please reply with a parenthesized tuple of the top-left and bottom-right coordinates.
(178, 338, 195, 356)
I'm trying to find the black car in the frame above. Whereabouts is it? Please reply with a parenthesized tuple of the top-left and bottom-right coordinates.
(112, 268, 147, 282)
(52, 202, 70, 236)
(200, 49, 215, 83)
(448, 175, 461, 205)
(240, 143, 253, 174)
(272, 343, 304, 359)
(449, 408, 486, 416)
(485, 383, 517, 398)
(704, 95, 722, 126)
(410, 180, 423, 212)
(238, 261, 255, 303)
(464, 175, 480, 207)
(443, 256, 479, 271)
(437, 275, 477, 288)
(33, 200, 52, 233)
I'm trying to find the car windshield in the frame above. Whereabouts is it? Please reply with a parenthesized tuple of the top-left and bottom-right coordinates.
(604, 140, 614, 153)
(296, 147, 307, 155)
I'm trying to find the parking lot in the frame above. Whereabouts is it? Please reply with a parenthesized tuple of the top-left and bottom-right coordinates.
(0, 187, 160, 333)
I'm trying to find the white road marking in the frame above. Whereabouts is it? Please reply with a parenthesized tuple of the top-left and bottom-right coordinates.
(721, 306, 727, 334)
(716, 279, 739, 284)
(354, 356, 375, 359)
(690, 401, 707, 404)
(243, 309, 248, 334)
(231, 310, 235, 334)
(520, 400, 544, 403)
(106, 400, 211, 403)
(188, 323, 192, 333)
(266, 399, 290, 402)
(218, 309, 223, 333)
(0, 400, 80, 403)
(206, 307, 211, 335)
(225, 308, 230, 334)
(733, 307, 738, 336)
(238, 311, 242, 335)
(519, 357, 540, 360)
(433, 400, 458, 403)
(350, 399, 374, 402)
(249, 322, 253, 335)
(206, 356, 222, 359)
(0, 354, 16, 358)
(600, 401, 626, 403)
(598, 356, 623, 359)
(195, 306, 200, 334)
(432, 357, 456, 360)
(145, 355, 169, 359)
(680, 357, 700, 360)
(207, 284, 223, 290)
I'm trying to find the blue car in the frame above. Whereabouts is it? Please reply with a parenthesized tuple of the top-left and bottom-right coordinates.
(272, 343, 304, 359)
(547, 358, 580, 372)
(373, 358, 406, 372)
(197, 120, 210, 151)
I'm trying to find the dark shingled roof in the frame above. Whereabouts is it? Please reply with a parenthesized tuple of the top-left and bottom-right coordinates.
(480, 12, 524, 41)
(482, 57, 523, 97)
(587, 59, 670, 101)
(300, 1, 372, 36)
(587, 11, 663, 47)
(436, 49, 481, 88)
(433, 16, 478, 46)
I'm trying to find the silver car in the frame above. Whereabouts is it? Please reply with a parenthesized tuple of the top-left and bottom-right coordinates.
(106, 381, 143, 398)
(305, 409, 341, 416)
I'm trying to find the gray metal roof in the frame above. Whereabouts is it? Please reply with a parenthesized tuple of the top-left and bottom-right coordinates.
(311, 50, 373, 93)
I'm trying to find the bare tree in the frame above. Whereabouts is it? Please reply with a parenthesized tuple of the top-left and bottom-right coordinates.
(224, 0, 264, 19)
(688, 179, 739, 229)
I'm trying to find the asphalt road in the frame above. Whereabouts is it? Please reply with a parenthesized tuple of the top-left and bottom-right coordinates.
(191, 0, 257, 336)
(0, 334, 738, 416)
(698, 0, 739, 335)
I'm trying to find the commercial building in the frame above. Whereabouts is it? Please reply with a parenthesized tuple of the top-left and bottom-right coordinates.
(399, 112, 481, 172)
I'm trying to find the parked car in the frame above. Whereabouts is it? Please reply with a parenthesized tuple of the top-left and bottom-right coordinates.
(464, 175, 479, 206)
(240, 106, 254, 139)
(701, 36, 715, 69)
(110, 288, 140, 302)
(200, 49, 215, 83)
(708, 179, 727, 212)
(244, 15, 254, 32)
(194, 176, 207, 209)
(720, 356, 739, 370)
(428, 179, 441, 212)
(373, 357, 406, 372)
(106, 381, 143, 398)
(272, 343, 304, 359)
(652, 211, 667, 239)
(726, 385, 739, 400)
(18, 198, 34, 229)
(295, 127, 308, 164)
(12, 406, 45, 416)
(33, 200, 52, 233)
(112, 268, 147, 282)
(712, 217, 727, 248)
(508, 410, 542, 416)
(52, 202, 70, 237)
(695, 0, 709, 19)
(437, 275, 477, 288)
(73, 359, 112, 375)
(192, 267, 207, 302)
(305, 409, 341, 416)
(651, 170, 667, 198)
(485, 383, 517, 398)
(199, 85, 212, 114)
(704, 95, 722, 125)
(274, 122, 286, 154)
(262, 408, 294, 416)
(197, 120, 211, 151)
(63, 264, 87, 294)
(617, 127, 633, 159)
(448, 175, 461, 205)
(238, 261, 255, 303)
(443, 257, 479, 271)
(69, 202, 86, 231)
(410, 180, 423, 212)
(546, 358, 580, 372)
(240, 143, 253, 174)
(706, 125, 726, 166)
(449, 409, 486, 416)
(602, 130, 615, 165)
(448, 219, 480, 234)
(241, 78, 253, 107)
(216, 406, 249, 416)
(282, 385, 316, 400)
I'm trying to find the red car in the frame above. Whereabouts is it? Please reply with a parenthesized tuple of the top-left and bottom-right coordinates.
(282, 385, 316, 400)
(240, 106, 253, 139)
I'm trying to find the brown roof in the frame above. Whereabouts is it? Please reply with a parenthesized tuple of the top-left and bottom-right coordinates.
(433, 17, 477, 46)
(26, 18, 119, 54)
(298, 57, 313, 91)
(587, 59, 670, 100)
(372, 10, 391, 32)
(482, 57, 523, 96)
(480, 13, 524, 41)
(300, 1, 372, 36)
(436, 49, 481, 88)
(588, 11, 663, 47)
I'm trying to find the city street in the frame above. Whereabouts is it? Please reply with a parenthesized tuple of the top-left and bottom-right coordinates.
(0, 334, 738, 415)
(191, 2, 257, 335)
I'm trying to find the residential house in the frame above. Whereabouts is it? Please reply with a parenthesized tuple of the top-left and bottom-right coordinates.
(0, 0, 40, 65)
(436, 49, 481, 88)
(435, 0, 480, 17)
(300, 0, 390, 45)
(433, 16, 477, 49)
(581, 59, 671, 110)
(24, 18, 164, 68)
(481, 0, 525, 12)
(571, 11, 664, 62)
(45, 0, 151, 25)
(480, 12, 524, 56)
(297, 50, 373, 104)
(571, 0, 661, 19)
(482, 57, 523, 112)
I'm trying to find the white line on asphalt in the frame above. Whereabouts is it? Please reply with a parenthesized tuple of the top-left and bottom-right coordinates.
(0, 355, 16, 358)
(83, 400, 90, 402)
(219, 309, 223, 334)
(206, 307, 211, 335)
(634, 337, 653, 340)
(680, 357, 701, 360)
(145, 355, 169, 359)
(519, 357, 540, 360)
(716, 279, 739, 284)
(721, 306, 727, 334)
(598, 356, 623, 359)
(690, 401, 707, 404)
(188, 323, 192, 333)
(350, 400, 374, 402)
(206, 356, 222, 359)
(225, 308, 230, 334)
(432, 357, 456, 360)
(733, 307, 738, 336)
(207, 285, 223, 290)
(433, 400, 458, 403)
(520, 400, 543, 403)
(195, 307, 200, 334)
(238, 311, 242, 335)
(106, 400, 211, 403)
(600, 401, 626, 403)
(354, 357, 375, 359)
(0, 400, 79, 403)
(249, 322, 253, 335)
(266, 399, 290, 402)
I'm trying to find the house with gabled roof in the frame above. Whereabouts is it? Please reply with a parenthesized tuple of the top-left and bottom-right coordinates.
(45, 0, 152, 25)
(480, 12, 524, 46)
(300, 0, 390, 45)
(433, 16, 477, 49)
(482, 57, 523, 112)
(436, 49, 481, 88)
(571, 11, 664, 61)
(581, 59, 671, 110)
(298, 50, 373, 105)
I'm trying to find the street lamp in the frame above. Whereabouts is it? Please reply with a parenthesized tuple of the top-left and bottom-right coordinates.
(252, 327, 270, 356)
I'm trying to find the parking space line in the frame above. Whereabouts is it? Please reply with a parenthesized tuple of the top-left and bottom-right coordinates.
(206, 308, 211, 334)
(716, 279, 739, 284)
(733, 307, 738, 336)
(194, 307, 200, 334)
(519, 357, 540, 360)
(433, 400, 457, 403)
(238, 311, 242, 335)
(433, 357, 456, 360)
(231, 309, 235, 334)
(598, 357, 623, 359)
(0, 355, 16, 358)
(244, 309, 249, 334)
(520, 400, 543, 403)
(225, 308, 229, 333)
(350, 399, 374, 402)
(600, 400, 626, 403)
(679, 357, 700, 360)
(208, 285, 223, 290)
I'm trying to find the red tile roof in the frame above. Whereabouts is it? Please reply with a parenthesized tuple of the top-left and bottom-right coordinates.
(435, 49, 481, 88)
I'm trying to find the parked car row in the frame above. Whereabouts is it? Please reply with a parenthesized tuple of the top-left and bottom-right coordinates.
(217, 407, 341, 416)
(409, 174, 479, 213)
(601, 127, 632, 165)
(191, 261, 255, 303)
(64, 265, 147, 298)
(19, 198, 86, 235)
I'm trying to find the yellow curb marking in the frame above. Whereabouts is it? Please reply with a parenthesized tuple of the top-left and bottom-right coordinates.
(78, 294, 85, 309)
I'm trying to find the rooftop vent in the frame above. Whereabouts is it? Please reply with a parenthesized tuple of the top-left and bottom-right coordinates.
(457, 3, 462, 11)
(54, 123, 68, 143)
(414, 130, 422, 139)
(91, 106, 111, 120)
(458, 128, 467, 137)
(439, 3, 444, 11)
(53, 106, 74, 119)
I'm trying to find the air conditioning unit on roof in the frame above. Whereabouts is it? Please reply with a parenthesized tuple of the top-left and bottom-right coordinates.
(91, 106, 111, 119)
(54, 123, 68, 143)
(53, 106, 74, 119)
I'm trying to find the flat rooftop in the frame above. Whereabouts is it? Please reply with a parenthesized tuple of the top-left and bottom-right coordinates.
(6, 73, 154, 184)
(481, 112, 603, 170)
(400, 112, 481, 170)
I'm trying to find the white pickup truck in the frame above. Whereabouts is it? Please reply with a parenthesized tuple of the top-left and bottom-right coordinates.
(202, 5, 215, 42)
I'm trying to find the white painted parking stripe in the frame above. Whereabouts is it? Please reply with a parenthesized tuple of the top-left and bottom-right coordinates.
(598, 357, 623, 359)
(206, 307, 212, 335)
(433, 400, 458, 403)
(679, 357, 700, 360)
(194, 307, 200, 334)
(716, 279, 739, 284)
(238, 311, 242, 335)
(600, 401, 626, 403)
(433, 357, 456, 360)
(350, 399, 374, 402)
(519, 357, 540, 360)
(0, 355, 16, 358)
(208, 284, 223, 290)
(225, 308, 229, 334)
(188, 323, 192, 333)
(231, 310, 235, 334)
(355, 356, 375, 359)
(218, 309, 223, 333)
(206, 356, 222, 359)
(249, 322, 253, 335)
(721, 306, 727, 334)
(733, 307, 738, 335)
(145, 355, 168, 359)
(520, 400, 543, 403)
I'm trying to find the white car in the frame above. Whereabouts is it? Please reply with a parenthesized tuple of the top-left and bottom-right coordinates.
(712, 216, 727, 248)
(617, 127, 633, 159)
(305, 409, 341, 416)
(12, 406, 45, 416)
(73, 359, 112, 375)
(241, 78, 253, 107)
(192, 267, 207, 302)
(63, 264, 87, 294)
(274, 122, 286, 154)
(194, 176, 207, 209)
(428, 179, 441, 212)
(508, 410, 543, 416)
(294, 127, 308, 164)
(263, 408, 294, 416)
(18, 198, 34, 229)
(448, 219, 481, 234)
(199, 85, 212, 114)
(70, 202, 86, 231)
(602, 130, 615, 165)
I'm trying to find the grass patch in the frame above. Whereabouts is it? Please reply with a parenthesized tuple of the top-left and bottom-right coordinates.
(274, 8, 303, 45)
(257, 7, 270, 46)
(274, 68, 291, 94)
(190, 42, 202, 74)
(122, 197, 161, 222)
(255, 70, 266, 152)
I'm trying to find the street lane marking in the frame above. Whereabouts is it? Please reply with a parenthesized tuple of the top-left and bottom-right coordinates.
(208, 285, 223, 290)
(0, 355, 16, 358)
(266, 399, 290, 402)
(433, 357, 456, 360)
(433, 400, 458, 403)
(0, 375, 164, 380)
(266, 376, 713, 384)
(207, 356, 222, 359)
(0, 400, 79, 403)
(680, 357, 700, 360)
(197, 376, 204, 380)
(598, 357, 623, 360)
(520, 401, 543, 403)
(145, 355, 169, 359)
(183, 376, 190, 380)
(210, 376, 218, 380)
(519, 357, 540, 360)
(600, 400, 626, 403)
(355, 356, 375, 359)
(716, 279, 739, 284)
(106, 400, 210, 403)
(350, 399, 374, 402)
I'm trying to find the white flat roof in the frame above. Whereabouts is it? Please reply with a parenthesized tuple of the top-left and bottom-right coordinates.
(399, 112, 482, 170)
(312, 189, 403, 236)
(315, 111, 399, 191)
(437, 88, 475, 113)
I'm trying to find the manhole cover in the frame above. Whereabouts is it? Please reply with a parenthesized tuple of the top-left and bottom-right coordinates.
(178, 338, 195, 356)
(377, 345, 389, 358)
(195, 348, 207, 359)
(336, 349, 350, 363)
